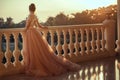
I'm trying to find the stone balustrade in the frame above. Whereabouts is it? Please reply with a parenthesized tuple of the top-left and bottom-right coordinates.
(0, 19, 116, 76)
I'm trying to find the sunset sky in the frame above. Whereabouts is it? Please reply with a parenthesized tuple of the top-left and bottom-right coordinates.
(0, 0, 117, 23)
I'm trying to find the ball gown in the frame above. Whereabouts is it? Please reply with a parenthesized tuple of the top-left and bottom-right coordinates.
(23, 13, 80, 77)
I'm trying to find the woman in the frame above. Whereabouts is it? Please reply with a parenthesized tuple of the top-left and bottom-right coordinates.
(23, 3, 80, 77)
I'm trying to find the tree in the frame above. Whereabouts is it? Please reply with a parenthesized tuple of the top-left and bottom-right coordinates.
(54, 13, 69, 25)
(6, 17, 13, 26)
(45, 17, 55, 26)
(0, 18, 4, 27)
(16, 20, 26, 28)
(3, 17, 15, 28)
(44, 4, 117, 26)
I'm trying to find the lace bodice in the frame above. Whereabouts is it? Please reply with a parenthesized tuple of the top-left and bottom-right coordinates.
(26, 14, 38, 29)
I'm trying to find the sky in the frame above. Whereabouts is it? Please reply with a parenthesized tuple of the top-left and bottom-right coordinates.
(0, 0, 117, 23)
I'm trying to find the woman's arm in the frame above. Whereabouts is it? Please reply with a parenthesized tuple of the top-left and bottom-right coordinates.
(35, 17, 48, 29)
(35, 20, 42, 28)
(24, 17, 31, 32)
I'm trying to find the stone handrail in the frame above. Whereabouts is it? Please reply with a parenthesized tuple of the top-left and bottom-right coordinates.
(0, 19, 115, 76)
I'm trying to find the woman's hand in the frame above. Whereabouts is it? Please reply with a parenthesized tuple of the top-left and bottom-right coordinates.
(35, 18, 48, 30)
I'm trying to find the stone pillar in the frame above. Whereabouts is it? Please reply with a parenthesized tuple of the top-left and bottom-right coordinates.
(103, 18, 115, 54)
(116, 0, 120, 53)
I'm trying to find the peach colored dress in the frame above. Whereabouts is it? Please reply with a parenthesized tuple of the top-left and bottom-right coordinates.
(23, 13, 80, 77)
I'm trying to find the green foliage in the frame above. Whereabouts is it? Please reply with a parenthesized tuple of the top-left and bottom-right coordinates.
(44, 5, 117, 26)
(0, 5, 117, 27)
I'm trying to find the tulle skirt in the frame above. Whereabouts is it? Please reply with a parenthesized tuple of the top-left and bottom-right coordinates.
(23, 28, 80, 77)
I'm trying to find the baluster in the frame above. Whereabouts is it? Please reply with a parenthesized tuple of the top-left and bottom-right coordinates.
(79, 69, 83, 79)
(75, 71, 80, 80)
(80, 29, 85, 55)
(98, 65, 101, 80)
(0, 34, 5, 71)
(69, 73, 75, 80)
(96, 28, 101, 53)
(93, 66, 96, 79)
(69, 29, 75, 57)
(85, 68, 88, 79)
(101, 27, 106, 51)
(99, 65, 104, 80)
(116, 40, 120, 53)
(13, 33, 21, 67)
(81, 67, 85, 80)
(88, 66, 91, 80)
(103, 63, 106, 80)
(21, 32, 25, 65)
(50, 30, 56, 52)
(95, 65, 99, 80)
(5, 33, 13, 68)
(91, 28, 96, 53)
(56, 30, 62, 56)
(85, 28, 90, 54)
(62, 30, 69, 57)
(74, 29, 80, 56)
(90, 67, 93, 79)
(43, 30, 48, 39)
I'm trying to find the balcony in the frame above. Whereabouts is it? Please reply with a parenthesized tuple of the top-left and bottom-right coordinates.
(0, 19, 119, 80)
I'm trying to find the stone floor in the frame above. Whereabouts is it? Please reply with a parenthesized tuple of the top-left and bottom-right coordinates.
(0, 56, 120, 80)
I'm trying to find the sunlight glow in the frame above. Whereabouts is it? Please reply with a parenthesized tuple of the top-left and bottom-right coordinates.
(42, 36, 46, 40)
(48, 45, 54, 52)
(63, 58, 67, 62)
(0, 0, 116, 23)
(99, 72, 104, 80)
(49, 47, 54, 52)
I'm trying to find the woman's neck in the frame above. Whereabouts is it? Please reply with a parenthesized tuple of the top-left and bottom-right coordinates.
(30, 11, 34, 15)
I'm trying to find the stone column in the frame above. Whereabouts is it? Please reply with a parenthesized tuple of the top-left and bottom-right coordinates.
(116, 0, 120, 53)
(103, 18, 115, 54)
